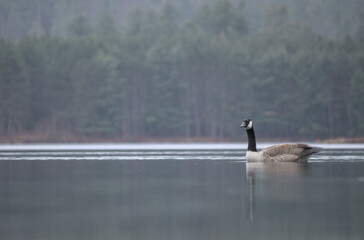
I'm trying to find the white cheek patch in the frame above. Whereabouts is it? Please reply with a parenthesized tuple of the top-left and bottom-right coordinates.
(246, 121, 253, 130)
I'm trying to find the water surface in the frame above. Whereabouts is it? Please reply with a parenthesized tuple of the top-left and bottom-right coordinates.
(0, 143, 364, 240)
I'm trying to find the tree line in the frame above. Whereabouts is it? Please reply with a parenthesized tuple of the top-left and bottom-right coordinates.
(0, 0, 364, 141)
(1, 0, 364, 41)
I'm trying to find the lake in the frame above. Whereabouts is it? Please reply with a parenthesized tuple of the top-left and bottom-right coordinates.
(0, 143, 364, 240)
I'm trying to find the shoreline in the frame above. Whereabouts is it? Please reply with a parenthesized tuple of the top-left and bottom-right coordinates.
(315, 137, 364, 144)
(1, 134, 364, 144)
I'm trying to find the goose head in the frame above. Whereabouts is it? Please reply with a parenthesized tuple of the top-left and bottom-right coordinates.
(240, 119, 253, 130)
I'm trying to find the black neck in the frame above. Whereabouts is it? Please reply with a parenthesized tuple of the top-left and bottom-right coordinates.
(246, 127, 257, 152)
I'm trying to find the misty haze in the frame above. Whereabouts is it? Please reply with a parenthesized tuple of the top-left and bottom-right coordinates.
(1, 0, 364, 142)
(1, 1, 364, 240)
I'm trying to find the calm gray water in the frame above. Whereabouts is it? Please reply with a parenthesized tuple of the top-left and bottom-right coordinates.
(0, 143, 364, 240)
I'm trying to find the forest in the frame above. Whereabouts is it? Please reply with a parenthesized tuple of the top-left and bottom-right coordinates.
(0, 0, 364, 142)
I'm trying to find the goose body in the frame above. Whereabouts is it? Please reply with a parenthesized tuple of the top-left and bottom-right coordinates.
(241, 119, 322, 162)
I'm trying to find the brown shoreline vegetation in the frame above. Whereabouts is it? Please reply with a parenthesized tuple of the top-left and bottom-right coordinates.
(0, 130, 222, 144)
(1, 131, 364, 144)
(315, 137, 364, 144)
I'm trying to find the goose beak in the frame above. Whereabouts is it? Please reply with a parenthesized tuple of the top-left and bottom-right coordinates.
(240, 122, 246, 128)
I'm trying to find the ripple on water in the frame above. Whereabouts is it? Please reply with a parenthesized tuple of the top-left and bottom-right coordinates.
(0, 143, 364, 162)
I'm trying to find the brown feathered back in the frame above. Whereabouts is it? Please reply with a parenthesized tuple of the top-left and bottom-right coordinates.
(260, 143, 321, 162)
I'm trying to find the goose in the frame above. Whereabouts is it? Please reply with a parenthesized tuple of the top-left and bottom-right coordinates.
(240, 119, 322, 162)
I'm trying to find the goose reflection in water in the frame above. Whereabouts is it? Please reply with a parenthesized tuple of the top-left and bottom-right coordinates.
(245, 162, 310, 222)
